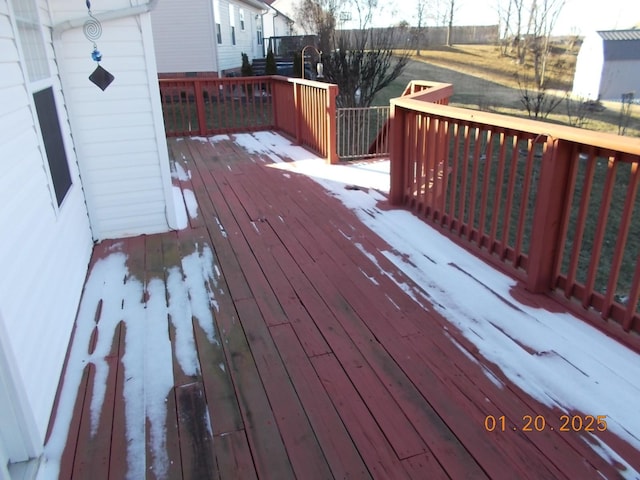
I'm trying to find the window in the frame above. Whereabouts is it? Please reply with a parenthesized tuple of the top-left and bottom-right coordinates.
(34, 88, 72, 206)
(257, 25, 263, 46)
(11, 0, 49, 82)
(229, 5, 236, 45)
(239, 9, 245, 30)
(213, 0, 222, 44)
(10, 0, 72, 206)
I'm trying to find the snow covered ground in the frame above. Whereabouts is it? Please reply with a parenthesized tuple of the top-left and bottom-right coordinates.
(234, 131, 640, 478)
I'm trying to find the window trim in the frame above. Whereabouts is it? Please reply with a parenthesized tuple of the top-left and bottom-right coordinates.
(9, 0, 74, 212)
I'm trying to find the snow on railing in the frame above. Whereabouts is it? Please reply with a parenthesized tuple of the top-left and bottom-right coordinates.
(390, 91, 640, 335)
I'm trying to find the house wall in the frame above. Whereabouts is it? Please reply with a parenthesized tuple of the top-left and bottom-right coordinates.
(217, 0, 265, 72)
(572, 33, 605, 100)
(599, 60, 640, 101)
(263, 8, 292, 43)
(0, 0, 94, 451)
(150, 0, 218, 75)
(49, 1, 178, 240)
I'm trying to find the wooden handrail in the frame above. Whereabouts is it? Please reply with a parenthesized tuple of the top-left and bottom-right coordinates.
(158, 75, 339, 163)
(390, 92, 640, 335)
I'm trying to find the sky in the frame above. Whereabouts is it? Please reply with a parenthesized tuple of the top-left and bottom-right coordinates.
(349, 0, 640, 35)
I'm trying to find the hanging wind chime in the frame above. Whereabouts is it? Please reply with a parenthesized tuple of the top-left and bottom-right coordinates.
(84, 0, 114, 90)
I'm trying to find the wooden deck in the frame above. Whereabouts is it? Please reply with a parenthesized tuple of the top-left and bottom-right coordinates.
(47, 135, 639, 479)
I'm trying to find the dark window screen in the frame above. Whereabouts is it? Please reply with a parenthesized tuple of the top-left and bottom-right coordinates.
(33, 87, 72, 206)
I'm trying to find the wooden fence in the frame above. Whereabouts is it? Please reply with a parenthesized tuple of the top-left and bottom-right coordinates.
(390, 90, 640, 334)
(159, 76, 338, 163)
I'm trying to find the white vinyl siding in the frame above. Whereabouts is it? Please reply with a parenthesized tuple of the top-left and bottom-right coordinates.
(151, 0, 265, 74)
(0, 0, 93, 448)
(50, 3, 176, 239)
(216, 0, 262, 71)
(152, 0, 218, 73)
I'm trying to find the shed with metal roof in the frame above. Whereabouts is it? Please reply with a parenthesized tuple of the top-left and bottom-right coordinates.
(572, 29, 640, 101)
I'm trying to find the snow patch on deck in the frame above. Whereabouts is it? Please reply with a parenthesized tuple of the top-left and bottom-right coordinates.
(40, 243, 221, 479)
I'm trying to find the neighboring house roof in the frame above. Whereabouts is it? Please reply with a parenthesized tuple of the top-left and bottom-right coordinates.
(597, 29, 640, 61)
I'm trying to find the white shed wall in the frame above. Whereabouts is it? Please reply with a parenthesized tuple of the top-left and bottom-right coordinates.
(572, 33, 604, 100)
(600, 60, 640, 100)
(49, 2, 177, 240)
(150, 0, 218, 74)
(0, 0, 93, 447)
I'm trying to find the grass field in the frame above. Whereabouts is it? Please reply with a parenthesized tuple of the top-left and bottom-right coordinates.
(376, 44, 640, 137)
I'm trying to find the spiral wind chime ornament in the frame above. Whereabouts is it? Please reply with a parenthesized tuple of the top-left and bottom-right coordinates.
(84, 0, 114, 90)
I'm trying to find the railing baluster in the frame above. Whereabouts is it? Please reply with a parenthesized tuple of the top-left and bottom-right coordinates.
(479, 128, 495, 245)
(500, 134, 520, 261)
(468, 127, 482, 241)
(490, 130, 508, 252)
(565, 147, 597, 298)
(602, 158, 640, 318)
(458, 124, 471, 235)
(624, 253, 640, 331)
(437, 119, 450, 224)
(447, 122, 461, 229)
(582, 154, 618, 308)
(515, 139, 535, 266)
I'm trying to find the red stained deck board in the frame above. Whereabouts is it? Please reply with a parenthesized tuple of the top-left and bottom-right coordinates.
(401, 453, 450, 480)
(234, 298, 334, 479)
(185, 233, 295, 480)
(407, 332, 617, 479)
(174, 228, 245, 435)
(71, 342, 120, 480)
(214, 430, 258, 480)
(200, 166, 331, 356)
(184, 140, 254, 303)
(311, 353, 412, 480)
(267, 242, 428, 461)
(107, 322, 129, 480)
(251, 174, 564, 477)
(270, 323, 372, 479)
(175, 382, 219, 479)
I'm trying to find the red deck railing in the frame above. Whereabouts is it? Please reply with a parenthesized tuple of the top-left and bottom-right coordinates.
(159, 76, 338, 163)
(390, 89, 640, 334)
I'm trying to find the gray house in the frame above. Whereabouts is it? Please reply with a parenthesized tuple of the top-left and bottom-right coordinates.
(572, 29, 640, 101)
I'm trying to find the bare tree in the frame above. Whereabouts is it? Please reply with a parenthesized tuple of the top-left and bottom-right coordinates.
(445, 0, 457, 46)
(416, 0, 428, 56)
(294, 0, 338, 52)
(516, 69, 563, 118)
(295, 0, 410, 108)
(496, 0, 526, 61)
(526, 0, 565, 87)
(618, 92, 635, 136)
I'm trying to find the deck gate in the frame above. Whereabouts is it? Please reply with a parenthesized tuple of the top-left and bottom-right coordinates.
(337, 106, 390, 160)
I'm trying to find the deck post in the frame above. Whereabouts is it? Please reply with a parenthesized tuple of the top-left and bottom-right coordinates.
(326, 84, 339, 164)
(194, 79, 207, 136)
(294, 81, 302, 145)
(526, 137, 575, 293)
(389, 102, 406, 206)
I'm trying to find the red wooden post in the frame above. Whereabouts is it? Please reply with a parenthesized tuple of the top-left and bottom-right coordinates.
(526, 137, 575, 293)
(294, 80, 302, 145)
(326, 84, 339, 164)
(389, 102, 406, 206)
(194, 79, 207, 136)
(271, 77, 279, 130)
